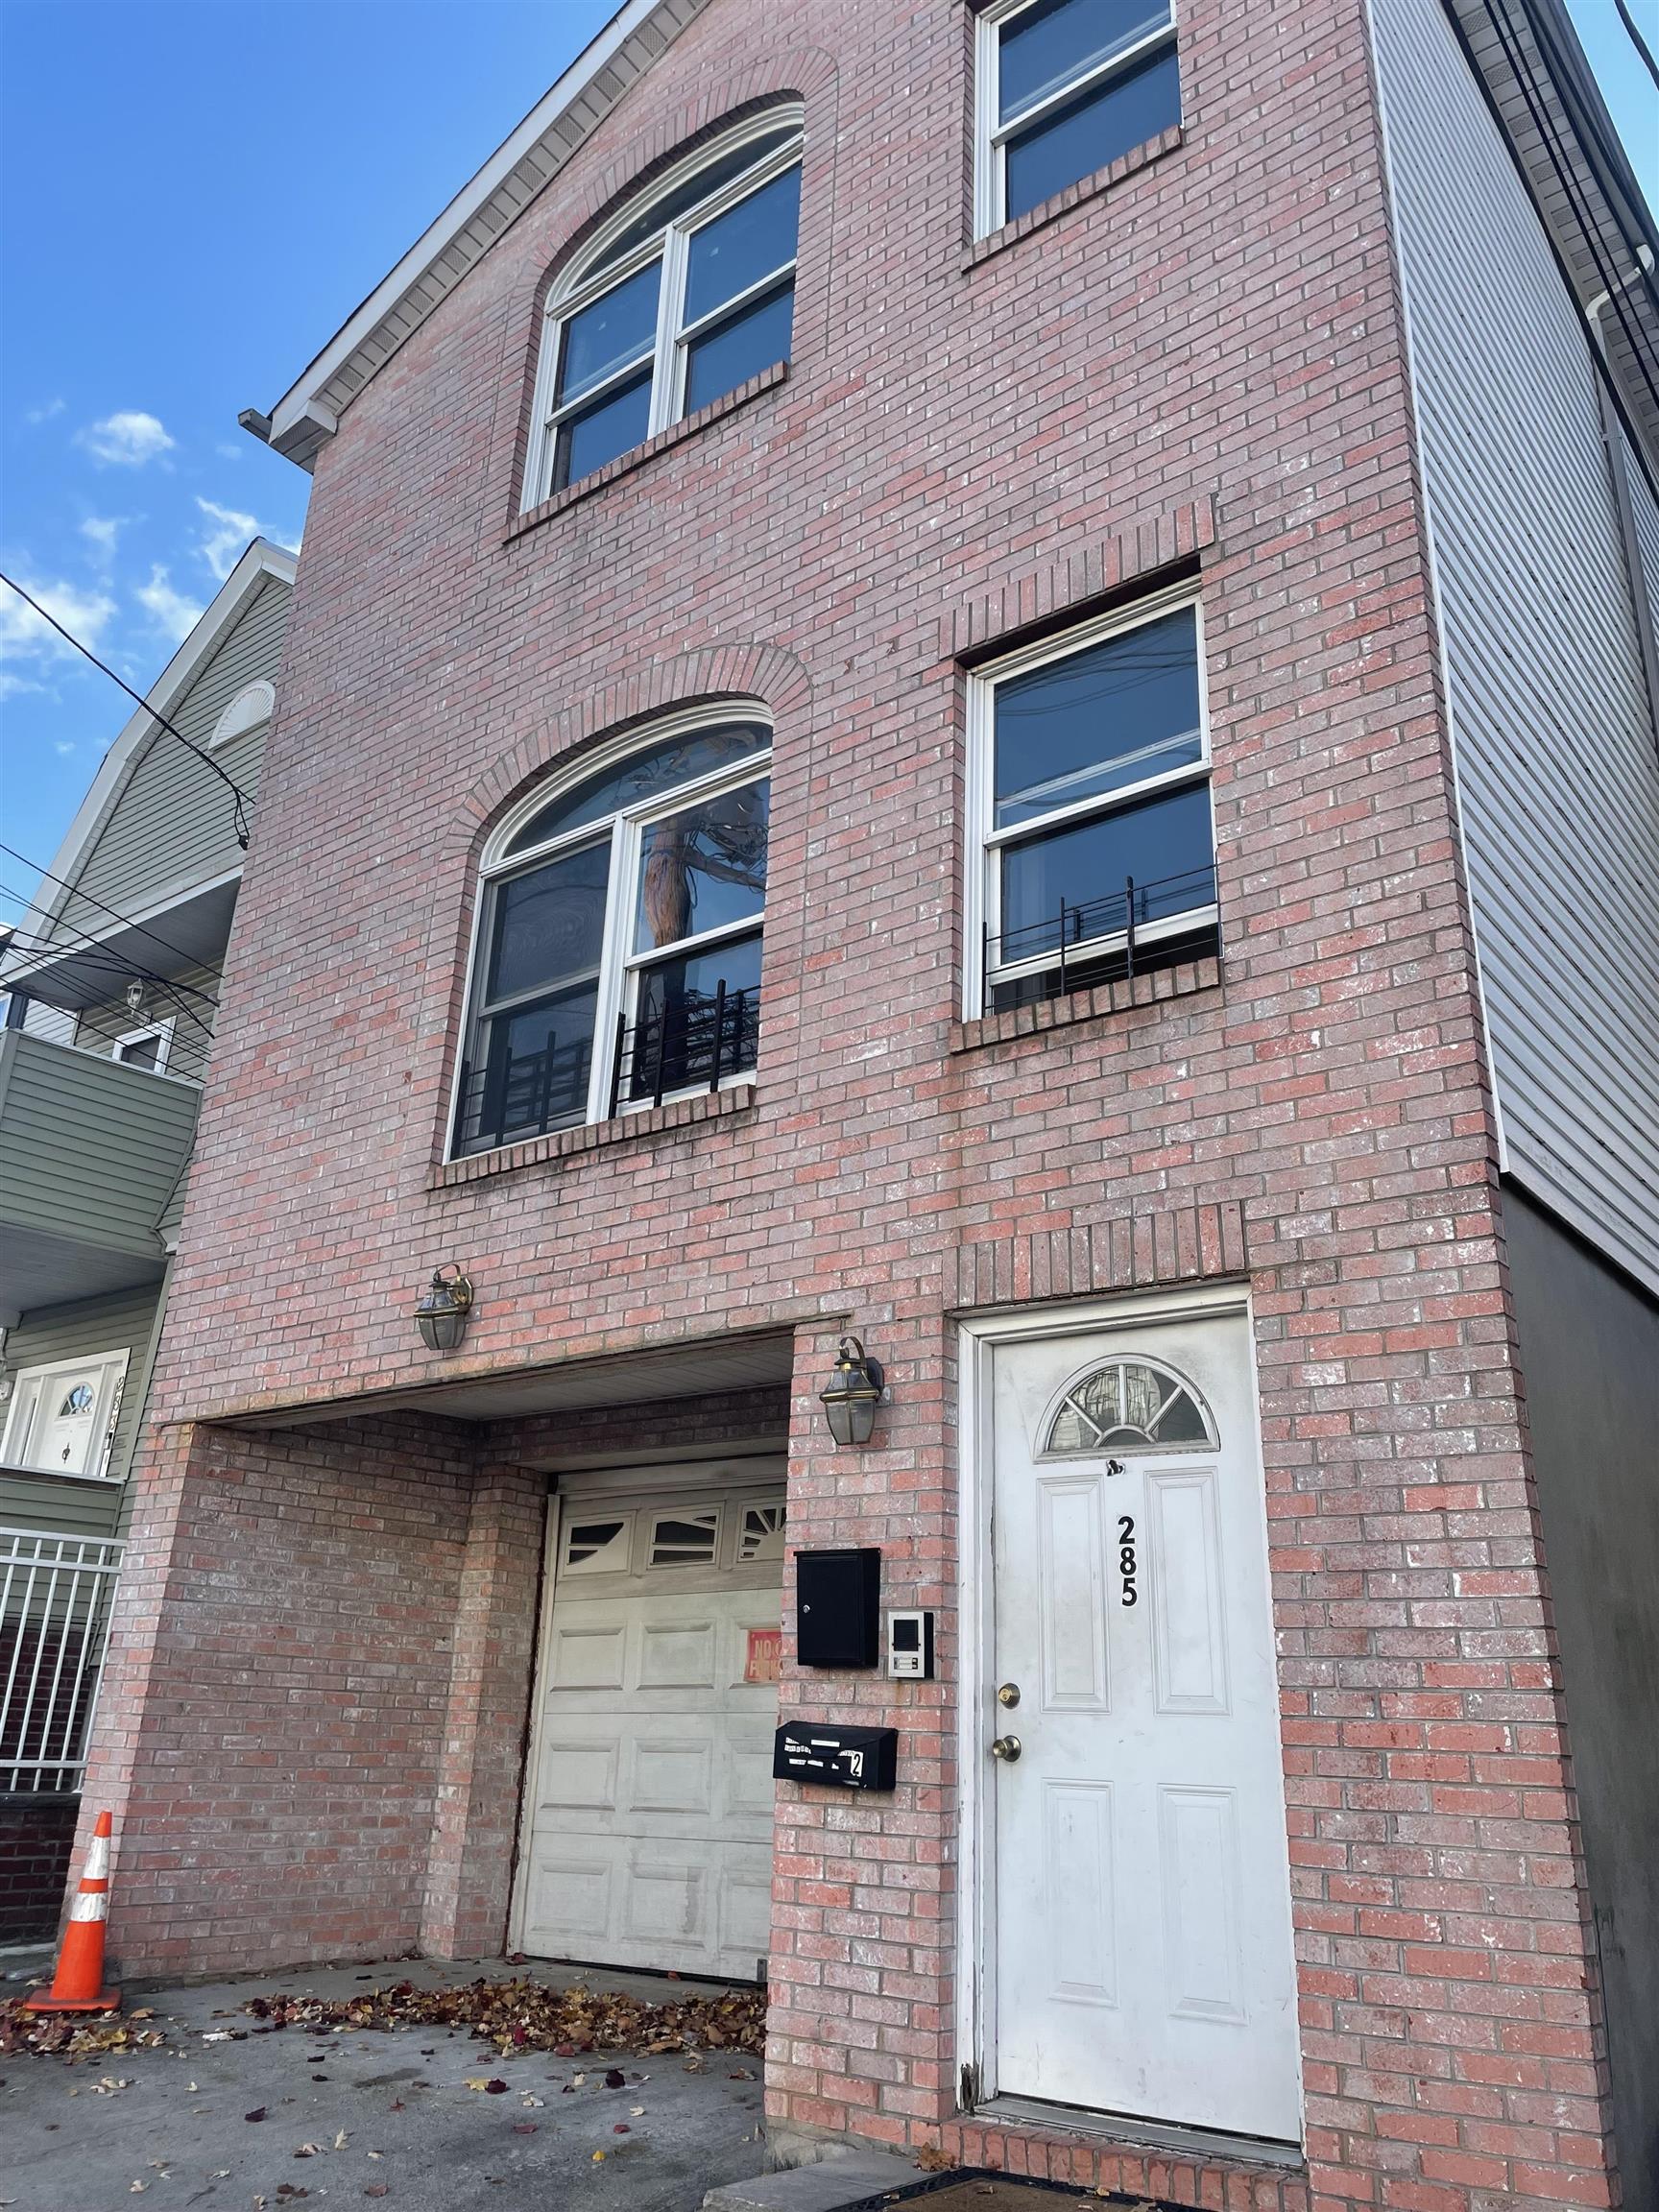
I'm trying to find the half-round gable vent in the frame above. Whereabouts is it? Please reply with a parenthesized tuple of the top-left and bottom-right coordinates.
(211, 680, 275, 749)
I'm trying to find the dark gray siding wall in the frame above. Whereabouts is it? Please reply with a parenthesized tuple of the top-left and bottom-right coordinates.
(1503, 1188, 1659, 2211)
(1370, 0, 1659, 1295)
(41, 575, 287, 946)
(0, 1284, 163, 1535)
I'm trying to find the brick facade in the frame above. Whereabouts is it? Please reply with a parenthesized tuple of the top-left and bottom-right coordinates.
(75, 0, 1621, 2204)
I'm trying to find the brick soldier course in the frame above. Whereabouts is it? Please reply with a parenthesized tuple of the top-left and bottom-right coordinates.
(72, 2, 1625, 2206)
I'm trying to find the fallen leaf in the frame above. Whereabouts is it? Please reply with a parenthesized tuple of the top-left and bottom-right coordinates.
(511, 2122, 538, 2135)
(334, 2129, 349, 2150)
(245, 2107, 268, 2123)
(591, 2151, 606, 2163)
(129, 2186, 146, 2197)
(630, 2104, 645, 2115)
(604, 2067, 626, 2089)
(613, 2122, 631, 2135)
(365, 2190, 390, 2200)
(484, 2079, 508, 2095)
(294, 2142, 325, 2157)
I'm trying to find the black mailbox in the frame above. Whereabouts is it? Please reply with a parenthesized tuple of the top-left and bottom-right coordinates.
(773, 1721, 898, 1792)
(795, 1547, 880, 1668)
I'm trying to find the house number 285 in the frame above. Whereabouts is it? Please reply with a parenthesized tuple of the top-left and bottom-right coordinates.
(1118, 1514, 1138, 1606)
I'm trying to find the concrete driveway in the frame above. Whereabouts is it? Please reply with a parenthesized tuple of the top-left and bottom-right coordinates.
(0, 1955, 777, 2212)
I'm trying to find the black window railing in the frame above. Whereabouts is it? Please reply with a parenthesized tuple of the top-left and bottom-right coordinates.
(986, 861, 1219, 1014)
(453, 984, 760, 1154)
(610, 982, 759, 1115)
(454, 1030, 593, 1155)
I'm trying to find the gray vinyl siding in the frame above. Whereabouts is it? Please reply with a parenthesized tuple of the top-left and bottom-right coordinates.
(1627, 433, 1659, 647)
(0, 1030, 199, 1261)
(0, 1286, 163, 1538)
(1371, 0, 1659, 1295)
(41, 575, 287, 946)
(18, 1000, 75, 1047)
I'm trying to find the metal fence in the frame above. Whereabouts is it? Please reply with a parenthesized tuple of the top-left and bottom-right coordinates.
(0, 1528, 124, 1792)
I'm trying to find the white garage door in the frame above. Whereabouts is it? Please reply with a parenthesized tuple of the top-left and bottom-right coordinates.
(516, 1469, 785, 1981)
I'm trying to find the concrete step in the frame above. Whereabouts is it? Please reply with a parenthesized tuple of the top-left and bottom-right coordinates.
(702, 2148, 926, 2212)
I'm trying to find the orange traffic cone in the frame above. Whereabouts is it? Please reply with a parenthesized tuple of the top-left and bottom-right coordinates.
(25, 1809, 121, 2014)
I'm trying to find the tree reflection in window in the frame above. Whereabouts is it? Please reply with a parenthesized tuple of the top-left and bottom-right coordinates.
(1045, 1358, 1214, 1453)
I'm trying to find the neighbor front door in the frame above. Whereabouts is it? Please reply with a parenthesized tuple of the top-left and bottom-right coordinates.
(987, 1309, 1301, 2143)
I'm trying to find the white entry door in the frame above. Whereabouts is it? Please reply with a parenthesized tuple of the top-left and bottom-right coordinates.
(1, 1353, 128, 1477)
(516, 1471, 785, 1981)
(986, 1310, 1300, 2143)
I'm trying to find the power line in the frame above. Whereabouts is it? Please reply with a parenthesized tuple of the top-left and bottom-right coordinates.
(1613, 0, 1659, 98)
(0, 838, 224, 985)
(0, 571, 254, 851)
(0, 916, 220, 1019)
(0, 893, 220, 1044)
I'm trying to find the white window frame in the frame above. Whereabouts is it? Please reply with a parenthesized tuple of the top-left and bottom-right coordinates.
(449, 700, 773, 1158)
(963, 582, 1214, 1017)
(523, 110, 805, 509)
(0, 1350, 131, 1481)
(109, 1017, 176, 1075)
(974, 0, 1179, 239)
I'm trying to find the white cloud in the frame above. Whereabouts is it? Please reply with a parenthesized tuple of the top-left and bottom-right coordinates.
(194, 496, 261, 581)
(78, 409, 175, 467)
(80, 514, 133, 567)
(0, 575, 117, 678)
(134, 565, 203, 642)
(55, 740, 75, 756)
(25, 397, 65, 424)
(194, 494, 300, 580)
(0, 669, 50, 702)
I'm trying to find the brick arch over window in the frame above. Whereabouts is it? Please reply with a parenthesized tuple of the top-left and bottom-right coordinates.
(493, 50, 840, 518)
(418, 642, 814, 1145)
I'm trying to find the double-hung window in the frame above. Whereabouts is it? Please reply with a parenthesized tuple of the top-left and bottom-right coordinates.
(526, 113, 803, 503)
(453, 712, 771, 1156)
(976, 0, 1181, 233)
(968, 590, 1218, 1014)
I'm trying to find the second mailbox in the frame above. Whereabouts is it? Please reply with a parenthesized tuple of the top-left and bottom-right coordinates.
(795, 1547, 880, 1669)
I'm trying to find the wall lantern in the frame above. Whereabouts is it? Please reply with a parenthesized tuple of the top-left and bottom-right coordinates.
(414, 1264, 474, 1353)
(819, 1335, 885, 1447)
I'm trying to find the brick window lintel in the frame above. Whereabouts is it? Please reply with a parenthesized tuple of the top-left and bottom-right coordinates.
(940, 492, 1218, 666)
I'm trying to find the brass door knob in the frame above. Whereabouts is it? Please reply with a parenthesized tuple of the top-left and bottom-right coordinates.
(990, 1735, 1022, 1763)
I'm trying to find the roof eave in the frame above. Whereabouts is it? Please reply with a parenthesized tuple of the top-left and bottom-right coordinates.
(261, 0, 708, 472)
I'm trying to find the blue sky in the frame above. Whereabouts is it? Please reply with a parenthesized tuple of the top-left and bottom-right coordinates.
(1, 0, 1655, 917)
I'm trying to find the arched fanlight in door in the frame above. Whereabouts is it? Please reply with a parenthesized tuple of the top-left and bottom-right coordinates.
(1044, 1358, 1214, 1455)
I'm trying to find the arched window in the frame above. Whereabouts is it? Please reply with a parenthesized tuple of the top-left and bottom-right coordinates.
(1044, 1357, 1215, 1454)
(452, 709, 771, 1156)
(211, 680, 275, 749)
(524, 108, 804, 504)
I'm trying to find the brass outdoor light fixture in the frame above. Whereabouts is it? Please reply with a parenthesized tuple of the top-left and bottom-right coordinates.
(414, 1263, 474, 1353)
(819, 1334, 885, 1447)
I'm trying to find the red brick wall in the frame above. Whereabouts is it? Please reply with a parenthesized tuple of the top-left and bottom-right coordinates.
(87, 1415, 490, 1979)
(80, 0, 1620, 2203)
(0, 1794, 80, 1944)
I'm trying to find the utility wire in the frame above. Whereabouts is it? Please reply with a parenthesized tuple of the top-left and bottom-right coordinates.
(0, 905, 221, 1012)
(0, 893, 220, 1043)
(0, 838, 225, 987)
(1614, 0, 1659, 98)
(0, 571, 253, 851)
